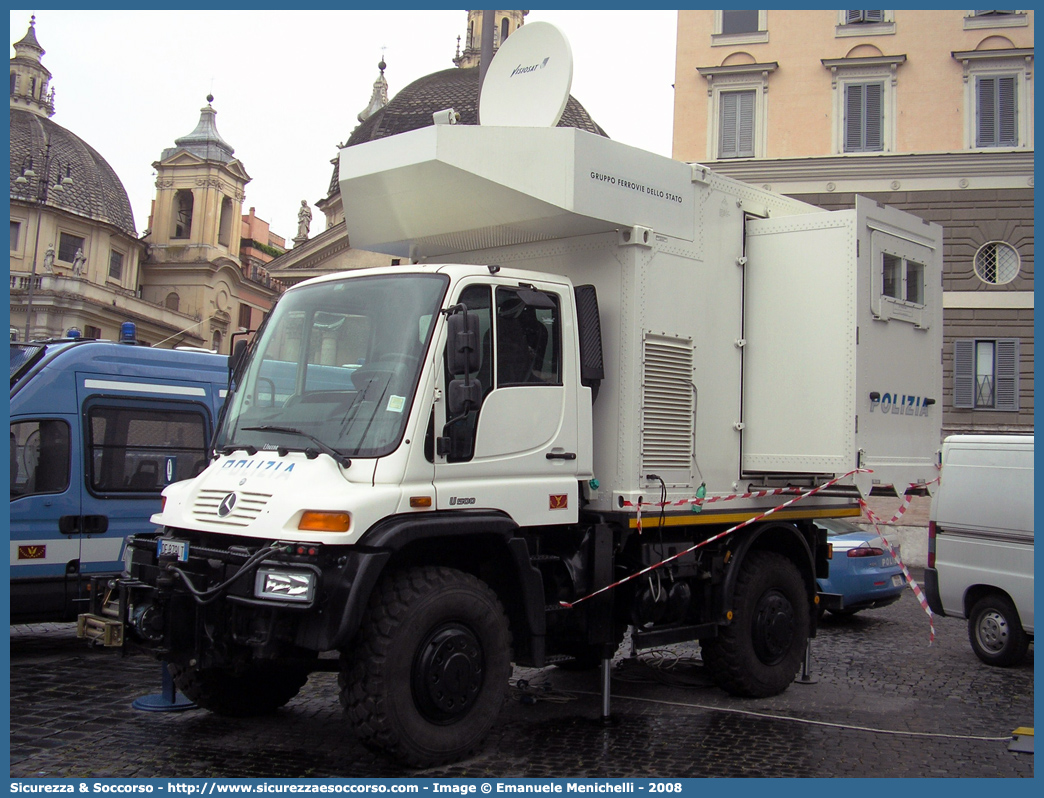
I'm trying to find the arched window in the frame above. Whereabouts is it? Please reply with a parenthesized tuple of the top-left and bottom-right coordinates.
(173, 190, 193, 239)
(501, 17, 510, 43)
(211, 330, 222, 353)
(10, 72, 16, 95)
(29, 77, 35, 97)
(165, 292, 180, 311)
(218, 196, 233, 247)
(468, 21, 474, 49)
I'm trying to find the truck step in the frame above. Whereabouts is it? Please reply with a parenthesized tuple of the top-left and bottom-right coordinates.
(76, 613, 124, 647)
(530, 554, 561, 563)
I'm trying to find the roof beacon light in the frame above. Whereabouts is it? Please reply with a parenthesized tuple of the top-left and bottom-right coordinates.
(120, 322, 137, 344)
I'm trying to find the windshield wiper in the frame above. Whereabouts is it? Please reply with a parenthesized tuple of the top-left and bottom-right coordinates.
(240, 425, 352, 468)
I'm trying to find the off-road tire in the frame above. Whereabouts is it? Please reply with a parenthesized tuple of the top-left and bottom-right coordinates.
(968, 593, 1029, 667)
(700, 551, 809, 697)
(168, 660, 310, 716)
(339, 566, 512, 767)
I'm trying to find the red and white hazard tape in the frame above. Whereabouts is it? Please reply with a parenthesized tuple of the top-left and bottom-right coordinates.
(859, 482, 938, 645)
(560, 468, 871, 609)
(623, 486, 806, 513)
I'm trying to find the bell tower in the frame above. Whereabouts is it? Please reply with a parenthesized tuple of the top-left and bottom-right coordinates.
(9, 16, 55, 118)
(453, 10, 528, 68)
(141, 95, 255, 354)
(148, 95, 250, 261)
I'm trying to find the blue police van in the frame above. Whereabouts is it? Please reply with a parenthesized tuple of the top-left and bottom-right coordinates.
(9, 325, 229, 623)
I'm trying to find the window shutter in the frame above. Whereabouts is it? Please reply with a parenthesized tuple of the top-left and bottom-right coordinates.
(977, 77, 997, 146)
(864, 83, 883, 150)
(737, 91, 755, 157)
(994, 338, 1019, 410)
(846, 10, 885, 23)
(997, 75, 1017, 146)
(720, 93, 738, 158)
(720, 91, 755, 159)
(845, 84, 863, 151)
(953, 340, 975, 408)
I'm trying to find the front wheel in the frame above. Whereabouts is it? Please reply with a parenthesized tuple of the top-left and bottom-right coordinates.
(700, 551, 810, 697)
(968, 593, 1029, 667)
(340, 566, 512, 767)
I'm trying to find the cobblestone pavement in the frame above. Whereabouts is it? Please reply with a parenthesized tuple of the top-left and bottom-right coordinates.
(10, 569, 1033, 779)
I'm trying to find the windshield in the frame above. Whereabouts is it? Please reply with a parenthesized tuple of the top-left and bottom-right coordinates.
(216, 273, 448, 459)
(10, 343, 46, 386)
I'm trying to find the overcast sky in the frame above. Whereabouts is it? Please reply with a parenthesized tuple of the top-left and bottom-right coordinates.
(10, 9, 679, 244)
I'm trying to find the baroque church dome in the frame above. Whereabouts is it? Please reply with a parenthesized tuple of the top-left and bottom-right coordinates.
(326, 64, 607, 197)
(10, 109, 137, 238)
(9, 18, 136, 238)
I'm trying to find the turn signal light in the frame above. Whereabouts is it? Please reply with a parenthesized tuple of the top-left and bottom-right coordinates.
(410, 496, 433, 508)
(298, 511, 351, 533)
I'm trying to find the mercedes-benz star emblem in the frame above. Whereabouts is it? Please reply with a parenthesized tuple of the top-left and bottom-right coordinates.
(217, 492, 237, 517)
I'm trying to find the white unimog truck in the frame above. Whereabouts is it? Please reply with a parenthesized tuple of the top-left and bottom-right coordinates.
(80, 24, 943, 767)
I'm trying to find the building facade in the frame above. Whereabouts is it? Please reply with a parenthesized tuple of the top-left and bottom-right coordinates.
(672, 10, 1033, 435)
(139, 98, 283, 351)
(10, 17, 193, 346)
(10, 18, 284, 350)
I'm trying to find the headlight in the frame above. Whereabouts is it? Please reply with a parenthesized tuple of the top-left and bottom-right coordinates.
(254, 568, 316, 603)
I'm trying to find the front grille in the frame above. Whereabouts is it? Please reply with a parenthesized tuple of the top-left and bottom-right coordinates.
(193, 489, 272, 527)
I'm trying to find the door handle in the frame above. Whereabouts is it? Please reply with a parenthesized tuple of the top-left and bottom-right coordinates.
(82, 515, 109, 535)
(545, 452, 577, 460)
(57, 515, 109, 534)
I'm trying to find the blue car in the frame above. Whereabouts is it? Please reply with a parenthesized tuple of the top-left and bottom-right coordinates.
(815, 518, 906, 617)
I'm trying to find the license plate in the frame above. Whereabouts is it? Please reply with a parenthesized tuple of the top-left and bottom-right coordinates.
(157, 538, 189, 562)
(891, 574, 904, 588)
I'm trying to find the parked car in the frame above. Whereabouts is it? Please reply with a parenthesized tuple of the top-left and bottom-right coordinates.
(926, 434, 1033, 666)
(815, 518, 906, 617)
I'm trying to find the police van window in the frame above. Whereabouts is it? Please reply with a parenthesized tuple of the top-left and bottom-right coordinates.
(441, 285, 492, 463)
(87, 405, 208, 493)
(10, 420, 70, 499)
(495, 287, 561, 387)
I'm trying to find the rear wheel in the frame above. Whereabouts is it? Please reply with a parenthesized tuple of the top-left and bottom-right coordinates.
(169, 660, 310, 716)
(340, 566, 512, 767)
(968, 593, 1029, 667)
(700, 551, 809, 697)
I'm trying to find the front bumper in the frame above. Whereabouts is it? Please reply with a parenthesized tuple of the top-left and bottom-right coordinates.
(78, 530, 387, 667)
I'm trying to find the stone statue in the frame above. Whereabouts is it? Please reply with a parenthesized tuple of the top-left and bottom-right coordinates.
(296, 200, 312, 240)
(71, 248, 86, 276)
(42, 245, 55, 273)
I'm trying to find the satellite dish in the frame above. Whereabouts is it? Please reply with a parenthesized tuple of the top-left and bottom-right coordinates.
(478, 21, 573, 128)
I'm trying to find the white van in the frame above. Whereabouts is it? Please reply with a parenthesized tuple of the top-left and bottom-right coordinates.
(926, 435, 1034, 666)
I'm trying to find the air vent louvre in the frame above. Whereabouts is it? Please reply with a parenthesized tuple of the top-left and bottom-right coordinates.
(641, 335, 695, 478)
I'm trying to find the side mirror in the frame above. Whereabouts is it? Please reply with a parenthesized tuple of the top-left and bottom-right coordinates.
(446, 311, 480, 376)
(229, 339, 248, 383)
(447, 377, 483, 418)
